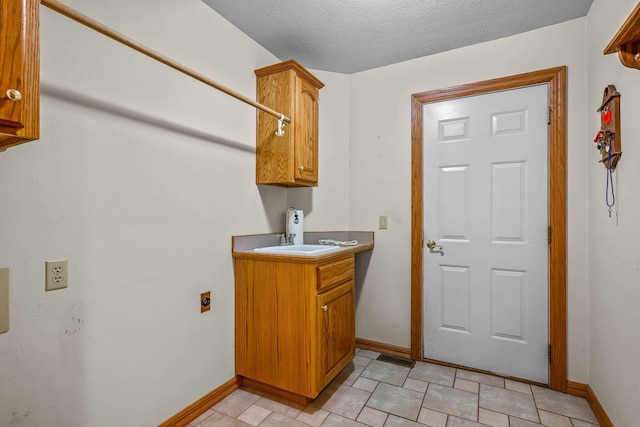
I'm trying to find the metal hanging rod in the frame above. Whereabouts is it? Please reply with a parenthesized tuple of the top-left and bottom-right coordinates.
(39, 0, 292, 133)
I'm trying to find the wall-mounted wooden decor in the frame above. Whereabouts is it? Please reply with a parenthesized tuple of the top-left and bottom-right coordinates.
(595, 85, 621, 170)
(604, 3, 640, 70)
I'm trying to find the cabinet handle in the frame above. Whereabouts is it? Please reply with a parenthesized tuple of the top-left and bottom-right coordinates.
(298, 165, 305, 172)
(6, 89, 22, 102)
(322, 305, 328, 312)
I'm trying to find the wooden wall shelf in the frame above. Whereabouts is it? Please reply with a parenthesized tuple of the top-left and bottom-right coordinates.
(604, 3, 640, 70)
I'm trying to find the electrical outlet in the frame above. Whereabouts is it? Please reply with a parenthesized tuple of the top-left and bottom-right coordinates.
(379, 215, 389, 229)
(45, 260, 68, 291)
(201, 292, 211, 313)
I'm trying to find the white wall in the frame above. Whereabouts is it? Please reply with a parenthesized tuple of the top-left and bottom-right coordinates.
(586, 1, 640, 426)
(0, 0, 350, 425)
(348, 19, 591, 382)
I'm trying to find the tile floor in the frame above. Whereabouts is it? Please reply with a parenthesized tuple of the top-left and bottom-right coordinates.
(190, 349, 599, 427)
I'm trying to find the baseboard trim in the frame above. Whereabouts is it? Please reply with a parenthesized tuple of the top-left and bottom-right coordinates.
(158, 376, 241, 427)
(566, 381, 614, 427)
(586, 384, 614, 427)
(566, 380, 588, 398)
(356, 338, 412, 359)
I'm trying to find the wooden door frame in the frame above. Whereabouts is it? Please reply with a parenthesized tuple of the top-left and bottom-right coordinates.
(410, 67, 567, 392)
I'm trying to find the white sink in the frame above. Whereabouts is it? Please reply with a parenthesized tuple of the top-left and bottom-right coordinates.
(253, 244, 342, 255)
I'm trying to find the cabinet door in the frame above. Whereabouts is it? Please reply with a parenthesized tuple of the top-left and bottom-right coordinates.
(294, 77, 319, 184)
(0, 0, 39, 149)
(317, 281, 355, 386)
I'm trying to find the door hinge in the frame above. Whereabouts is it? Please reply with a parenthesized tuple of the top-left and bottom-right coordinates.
(548, 226, 551, 245)
(548, 107, 552, 125)
(548, 344, 552, 363)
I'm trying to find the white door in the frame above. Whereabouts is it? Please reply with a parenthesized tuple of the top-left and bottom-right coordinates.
(423, 85, 549, 384)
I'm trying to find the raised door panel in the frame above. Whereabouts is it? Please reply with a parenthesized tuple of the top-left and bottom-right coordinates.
(317, 281, 355, 388)
(0, 0, 39, 149)
(256, 71, 295, 184)
(294, 77, 319, 184)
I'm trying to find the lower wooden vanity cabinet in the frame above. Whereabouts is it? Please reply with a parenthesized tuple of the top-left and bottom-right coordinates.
(234, 254, 355, 400)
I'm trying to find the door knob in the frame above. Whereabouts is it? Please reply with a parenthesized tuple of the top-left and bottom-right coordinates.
(322, 305, 328, 312)
(426, 239, 444, 251)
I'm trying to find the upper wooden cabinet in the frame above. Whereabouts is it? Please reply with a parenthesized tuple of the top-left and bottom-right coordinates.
(255, 60, 324, 187)
(0, 0, 39, 151)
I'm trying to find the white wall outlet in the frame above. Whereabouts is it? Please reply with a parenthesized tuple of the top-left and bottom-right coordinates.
(0, 268, 8, 334)
(379, 215, 389, 229)
(45, 260, 68, 291)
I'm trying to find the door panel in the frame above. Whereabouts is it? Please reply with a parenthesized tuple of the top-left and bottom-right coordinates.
(423, 84, 549, 383)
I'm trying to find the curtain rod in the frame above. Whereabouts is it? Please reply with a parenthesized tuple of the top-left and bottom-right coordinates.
(39, 0, 292, 132)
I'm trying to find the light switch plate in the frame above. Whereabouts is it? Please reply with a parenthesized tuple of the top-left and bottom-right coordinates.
(379, 215, 389, 229)
(0, 268, 8, 334)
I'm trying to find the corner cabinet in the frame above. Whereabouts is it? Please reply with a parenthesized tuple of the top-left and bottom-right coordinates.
(0, 0, 39, 152)
(255, 60, 324, 187)
(234, 254, 355, 401)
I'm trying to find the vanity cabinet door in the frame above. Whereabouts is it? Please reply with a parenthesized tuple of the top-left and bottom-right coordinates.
(0, 0, 39, 151)
(317, 280, 355, 386)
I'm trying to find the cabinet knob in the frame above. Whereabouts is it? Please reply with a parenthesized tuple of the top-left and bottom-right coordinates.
(322, 305, 328, 312)
(298, 165, 305, 172)
(6, 89, 22, 102)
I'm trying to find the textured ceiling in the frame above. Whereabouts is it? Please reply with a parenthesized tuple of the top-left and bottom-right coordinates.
(202, 0, 593, 74)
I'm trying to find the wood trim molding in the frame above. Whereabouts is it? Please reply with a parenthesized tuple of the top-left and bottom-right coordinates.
(566, 380, 588, 398)
(158, 376, 241, 427)
(586, 385, 615, 427)
(356, 338, 412, 359)
(567, 381, 614, 426)
(410, 67, 568, 391)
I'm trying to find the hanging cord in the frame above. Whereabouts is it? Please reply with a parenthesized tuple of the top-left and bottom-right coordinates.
(605, 131, 615, 217)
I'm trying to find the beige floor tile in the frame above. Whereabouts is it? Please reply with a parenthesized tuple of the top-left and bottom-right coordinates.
(353, 355, 373, 366)
(456, 370, 505, 388)
(356, 406, 388, 427)
(353, 376, 379, 392)
(454, 378, 479, 394)
(538, 409, 572, 427)
(409, 362, 456, 387)
(356, 349, 381, 359)
(505, 379, 532, 395)
(259, 412, 308, 427)
(320, 385, 371, 419)
(478, 408, 509, 427)
(383, 414, 426, 426)
(361, 360, 410, 386)
(322, 413, 370, 426)
(531, 386, 599, 425)
(195, 410, 252, 427)
(479, 384, 539, 422)
(403, 377, 429, 393)
(332, 362, 366, 387)
(422, 383, 478, 422)
(255, 394, 304, 419)
(570, 419, 599, 427)
(237, 405, 271, 426)
(417, 407, 448, 427)
(295, 406, 330, 427)
(446, 416, 489, 427)
(367, 382, 423, 421)
(212, 388, 262, 418)
(509, 416, 543, 427)
(189, 409, 213, 426)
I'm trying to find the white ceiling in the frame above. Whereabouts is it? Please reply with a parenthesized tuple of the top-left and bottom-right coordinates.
(202, 0, 593, 74)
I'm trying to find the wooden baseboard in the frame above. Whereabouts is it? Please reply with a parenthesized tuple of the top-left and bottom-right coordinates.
(586, 385, 614, 427)
(566, 381, 614, 427)
(158, 376, 241, 427)
(566, 380, 588, 398)
(356, 338, 412, 359)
